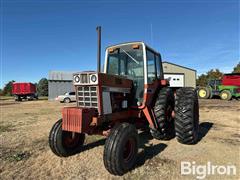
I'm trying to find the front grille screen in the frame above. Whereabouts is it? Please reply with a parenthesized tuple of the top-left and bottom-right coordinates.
(80, 74, 89, 84)
(77, 86, 98, 108)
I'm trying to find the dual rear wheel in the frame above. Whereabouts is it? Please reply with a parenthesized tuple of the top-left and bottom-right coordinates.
(151, 87, 199, 144)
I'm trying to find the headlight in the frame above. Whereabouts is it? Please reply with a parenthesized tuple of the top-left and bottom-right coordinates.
(74, 75, 80, 83)
(90, 74, 97, 83)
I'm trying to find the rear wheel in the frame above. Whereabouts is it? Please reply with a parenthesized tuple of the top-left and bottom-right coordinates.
(103, 123, 138, 175)
(175, 87, 199, 144)
(220, 90, 232, 100)
(49, 119, 85, 157)
(198, 87, 210, 99)
(15, 96, 21, 101)
(151, 87, 175, 140)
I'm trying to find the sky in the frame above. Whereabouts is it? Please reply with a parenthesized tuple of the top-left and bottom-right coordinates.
(1, 0, 239, 88)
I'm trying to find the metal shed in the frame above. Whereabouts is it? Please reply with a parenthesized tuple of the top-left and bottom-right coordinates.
(162, 61, 196, 88)
(48, 71, 74, 100)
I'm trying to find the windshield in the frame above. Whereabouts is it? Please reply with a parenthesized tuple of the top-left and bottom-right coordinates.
(209, 80, 222, 86)
(107, 44, 144, 104)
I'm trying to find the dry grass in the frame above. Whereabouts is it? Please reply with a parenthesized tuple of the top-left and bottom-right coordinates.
(0, 98, 239, 179)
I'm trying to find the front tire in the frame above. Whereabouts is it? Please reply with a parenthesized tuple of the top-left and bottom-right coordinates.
(175, 87, 199, 144)
(151, 87, 175, 140)
(49, 119, 85, 157)
(103, 123, 139, 175)
(220, 90, 232, 100)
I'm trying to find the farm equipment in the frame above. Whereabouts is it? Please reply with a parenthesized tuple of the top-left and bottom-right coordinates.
(12, 82, 38, 101)
(198, 73, 240, 100)
(49, 27, 199, 175)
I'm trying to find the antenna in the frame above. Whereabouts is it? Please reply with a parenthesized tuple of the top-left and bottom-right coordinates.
(150, 23, 153, 46)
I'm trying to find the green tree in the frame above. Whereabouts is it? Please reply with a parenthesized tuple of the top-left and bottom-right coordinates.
(37, 78, 48, 96)
(232, 62, 240, 73)
(196, 74, 208, 86)
(206, 69, 223, 79)
(197, 69, 223, 86)
(0, 88, 3, 95)
(2, 80, 15, 96)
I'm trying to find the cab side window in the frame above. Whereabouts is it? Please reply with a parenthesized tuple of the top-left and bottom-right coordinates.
(147, 49, 156, 83)
(155, 54, 163, 79)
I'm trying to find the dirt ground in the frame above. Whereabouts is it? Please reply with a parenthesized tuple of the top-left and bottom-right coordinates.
(0, 97, 239, 180)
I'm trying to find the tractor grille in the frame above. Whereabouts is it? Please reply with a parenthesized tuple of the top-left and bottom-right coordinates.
(77, 86, 98, 108)
(80, 74, 89, 84)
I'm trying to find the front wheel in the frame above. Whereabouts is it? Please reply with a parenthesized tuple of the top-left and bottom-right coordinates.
(220, 90, 232, 100)
(49, 119, 85, 157)
(103, 123, 139, 175)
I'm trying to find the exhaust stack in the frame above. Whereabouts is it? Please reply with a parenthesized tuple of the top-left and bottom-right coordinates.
(96, 26, 101, 73)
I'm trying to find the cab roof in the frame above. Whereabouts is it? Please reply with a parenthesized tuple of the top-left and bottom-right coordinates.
(106, 41, 160, 55)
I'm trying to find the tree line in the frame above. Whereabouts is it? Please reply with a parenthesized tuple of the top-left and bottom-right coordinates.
(0, 78, 48, 96)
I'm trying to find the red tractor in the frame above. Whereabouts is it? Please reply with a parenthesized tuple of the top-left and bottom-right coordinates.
(49, 27, 199, 175)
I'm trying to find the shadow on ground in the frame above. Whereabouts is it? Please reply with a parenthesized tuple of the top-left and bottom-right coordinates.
(71, 130, 167, 170)
(82, 138, 106, 152)
(198, 122, 213, 141)
(134, 131, 167, 169)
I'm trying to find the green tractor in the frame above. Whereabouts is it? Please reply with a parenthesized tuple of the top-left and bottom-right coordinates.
(198, 73, 240, 100)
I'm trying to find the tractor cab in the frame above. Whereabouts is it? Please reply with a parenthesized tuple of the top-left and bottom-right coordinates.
(104, 42, 164, 106)
(208, 79, 222, 90)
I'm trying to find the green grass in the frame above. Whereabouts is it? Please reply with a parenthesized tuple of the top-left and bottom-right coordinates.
(0, 96, 14, 100)
(5, 151, 31, 162)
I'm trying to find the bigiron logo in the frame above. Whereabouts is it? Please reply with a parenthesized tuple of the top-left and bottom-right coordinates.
(181, 161, 237, 179)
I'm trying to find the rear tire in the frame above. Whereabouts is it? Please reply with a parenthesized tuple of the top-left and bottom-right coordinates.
(103, 123, 138, 176)
(220, 90, 232, 100)
(175, 87, 199, 144)
(49, 119, 85, 157)
(151, 87, 175, 140)
(198, 87, 210, 99)
(15, 96, 21, 101)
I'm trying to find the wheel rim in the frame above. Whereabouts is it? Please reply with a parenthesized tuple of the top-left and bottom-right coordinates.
(199, 89, 206, 98)
(62, 132, 80, 148)
(123, 138, 135, 163)
(221, 92, 228, 99)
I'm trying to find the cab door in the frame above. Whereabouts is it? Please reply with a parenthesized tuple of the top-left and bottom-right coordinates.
(144, 48, 161, 106)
